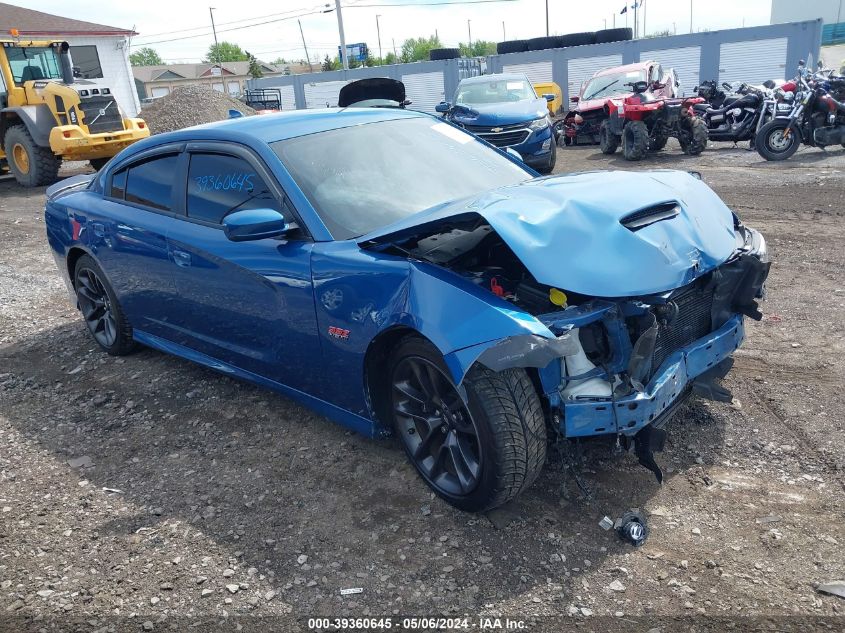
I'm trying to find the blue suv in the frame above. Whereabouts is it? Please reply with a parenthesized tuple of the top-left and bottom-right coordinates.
(436, 73, 556, 173)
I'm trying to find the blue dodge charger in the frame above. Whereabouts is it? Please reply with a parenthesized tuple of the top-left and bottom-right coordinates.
(45, 108, 769, 512)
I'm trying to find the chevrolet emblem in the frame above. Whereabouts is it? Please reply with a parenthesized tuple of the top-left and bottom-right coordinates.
(491, 127, 503, 133)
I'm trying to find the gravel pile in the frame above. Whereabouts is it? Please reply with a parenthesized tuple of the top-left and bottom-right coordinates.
(139, 85, 256, 135)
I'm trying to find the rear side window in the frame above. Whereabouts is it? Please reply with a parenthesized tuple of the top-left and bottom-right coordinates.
(124, 154, 179, 211)
(186, 153, 277, 224)
(110, 168, 127, 199)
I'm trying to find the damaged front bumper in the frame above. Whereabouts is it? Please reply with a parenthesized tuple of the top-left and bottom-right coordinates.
(562, 313, 744, 438)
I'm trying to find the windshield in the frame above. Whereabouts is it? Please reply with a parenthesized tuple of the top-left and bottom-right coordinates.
(456, 78, 536, 105)
(582, 69, 647, 100)
(272, 117, 531, 240)
(5, 46, 63, 86)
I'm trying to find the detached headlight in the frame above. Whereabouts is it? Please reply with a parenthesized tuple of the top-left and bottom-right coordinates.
(750, 228, 768, 263)
(528, 116, 550, 131)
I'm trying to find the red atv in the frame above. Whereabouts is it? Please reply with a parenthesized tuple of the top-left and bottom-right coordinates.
(560, 61, 679, 146)
(599, 81, 708, 160)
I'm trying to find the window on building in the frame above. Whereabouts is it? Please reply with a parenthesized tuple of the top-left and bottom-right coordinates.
(70, 45, 104, 79)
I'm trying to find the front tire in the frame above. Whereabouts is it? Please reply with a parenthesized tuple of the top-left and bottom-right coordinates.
(4, 125, 61, 187)
(537, 139, 556, 174)
(678, 116, 708, 155)
(622, 120, 649, 160)
(74, 255, 137, 356)
(599, 119, 619, 154)
(755, 119, 801, 161)
(389, 336, 546, 512)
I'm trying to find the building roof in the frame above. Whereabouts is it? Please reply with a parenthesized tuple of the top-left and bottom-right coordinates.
(133, 62, 285, 83)
(0, 2, 135, 37)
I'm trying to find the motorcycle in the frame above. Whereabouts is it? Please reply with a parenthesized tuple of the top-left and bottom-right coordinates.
(756, 59, 845, 161)
(693, 80, 792, 147)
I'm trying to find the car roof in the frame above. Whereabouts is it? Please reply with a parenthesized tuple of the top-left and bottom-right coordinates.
(122, 107, 427, 157)
(458, 73, 529, 85)
(593, 61, 654, 77)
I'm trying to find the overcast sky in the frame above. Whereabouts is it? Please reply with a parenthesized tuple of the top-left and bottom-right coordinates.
(24, 0, 774, 63)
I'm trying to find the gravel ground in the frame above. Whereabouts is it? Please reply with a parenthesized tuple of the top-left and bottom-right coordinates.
(1, 140, 844, 633)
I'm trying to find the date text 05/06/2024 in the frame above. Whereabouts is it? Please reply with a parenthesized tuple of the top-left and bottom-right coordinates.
(307, 617, 527, 630)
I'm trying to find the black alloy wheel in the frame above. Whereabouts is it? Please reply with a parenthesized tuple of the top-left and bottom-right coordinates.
(392, 355, 482, 496)
(74, 254, 136, 355)
(76, 266, 118, 348)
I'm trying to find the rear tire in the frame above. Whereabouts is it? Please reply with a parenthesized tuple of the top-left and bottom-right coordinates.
(389, 336, 546, 512)
(678, 117, 708, 155)
(4, 124, 61, 187)
(74, 255, 137, 356)
(649, 129, 670, 151)
(622, 120, 649, 161)
(755, 119, 801, 161)
(599, 119, 619, 154)
(89, 158, 110, 171)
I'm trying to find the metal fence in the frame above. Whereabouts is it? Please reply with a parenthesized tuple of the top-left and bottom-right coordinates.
(248, 20, 822, 114)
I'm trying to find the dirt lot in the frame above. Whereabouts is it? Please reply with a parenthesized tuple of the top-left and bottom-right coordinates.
(1, 140, 844, 632)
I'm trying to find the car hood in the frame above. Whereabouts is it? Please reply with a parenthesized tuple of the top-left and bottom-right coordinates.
(450, 99, 549, 126)
(359, 170, 738, 297)
(576, 93, 632, 113)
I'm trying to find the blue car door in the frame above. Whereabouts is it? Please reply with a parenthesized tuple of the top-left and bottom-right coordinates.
(163, 142, 321, 393)
(85, 145, 183, 339)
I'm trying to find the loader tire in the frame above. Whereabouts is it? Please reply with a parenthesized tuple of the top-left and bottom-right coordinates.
(4, 125, 61, 187)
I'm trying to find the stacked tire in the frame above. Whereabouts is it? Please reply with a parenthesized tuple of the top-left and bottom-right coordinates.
(498, 31, 602, 54)
(595, 27, 633, 43)
(429, 48, 461, 61)
(496, 40, 529, 54)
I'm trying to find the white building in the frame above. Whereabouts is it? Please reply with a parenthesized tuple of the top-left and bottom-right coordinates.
(0, 1, 141, 116)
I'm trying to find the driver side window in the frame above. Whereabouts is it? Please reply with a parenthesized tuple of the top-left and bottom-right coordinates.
(186, 152, 277, 224)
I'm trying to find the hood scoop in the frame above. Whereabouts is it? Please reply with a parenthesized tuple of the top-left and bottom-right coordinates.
(621, 201, 680, 231)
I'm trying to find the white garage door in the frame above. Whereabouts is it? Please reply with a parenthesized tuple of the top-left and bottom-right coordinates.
(278, 85, 296, 111)
(502, 60, 553, 84)
(212, 82, 225, 93)
(640, 46, 701, 95)
(227, 81, 240, 96)
(567, 54, 623, 99)
(150, 86, 170, 98)
(402, 71, 445, 114)
(719, 38, 788, 85)
(305, 80, 348, 108)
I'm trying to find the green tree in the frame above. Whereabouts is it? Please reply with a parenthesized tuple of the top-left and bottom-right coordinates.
(271, 56, 288, 65)
(384, 51, 398, 65)
(129, 47, 163, 66)
(645, 29, 674, 38)
(205, 41, 248, 63)
(400, 35, 442, 63)
(246, 51, 263, 79)
(322, 54, 339, 72)
(459, 40, 496, 57)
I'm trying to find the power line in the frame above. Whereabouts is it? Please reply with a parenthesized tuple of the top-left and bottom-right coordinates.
(131, 8, 328, 46)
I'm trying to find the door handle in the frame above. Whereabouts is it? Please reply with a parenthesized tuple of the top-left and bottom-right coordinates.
(171, 249, 192, 267)
(91, 222, 105, 237)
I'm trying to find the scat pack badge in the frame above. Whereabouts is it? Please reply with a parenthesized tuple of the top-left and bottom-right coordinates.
(328, 326, 350, 340)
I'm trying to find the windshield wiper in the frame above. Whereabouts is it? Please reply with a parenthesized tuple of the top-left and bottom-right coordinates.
(584, 79, 619, 100)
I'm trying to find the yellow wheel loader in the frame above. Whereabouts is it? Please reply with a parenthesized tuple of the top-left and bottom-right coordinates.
(0, 38, 149, 187)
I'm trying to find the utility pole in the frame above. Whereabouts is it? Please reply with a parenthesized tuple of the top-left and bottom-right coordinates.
(376, 14, 382, 62)
(690, 0, 694, 34)
(467, 20, 471, 48)
(502, 21, 505, 41)
(392, 37, 397, 58)
(298, 19, 313, 72)
(603, 18, 607, 29)
(545, 0, 549, 36)
(633, 2, 638, 38)
(209, 7, 219, 65)
(643, 0, 647, 37)
(334, 0, 348, 70)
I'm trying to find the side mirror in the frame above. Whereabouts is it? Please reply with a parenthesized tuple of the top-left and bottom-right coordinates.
(401, 99, 413, 107)
(542, 93, 555, 102)
(223, 208, 289, 242)
(228, 109, 244, 119)
(570, 95, 580, 103)
(505, 147, 523, 162)
(435, 101, 451, 113)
